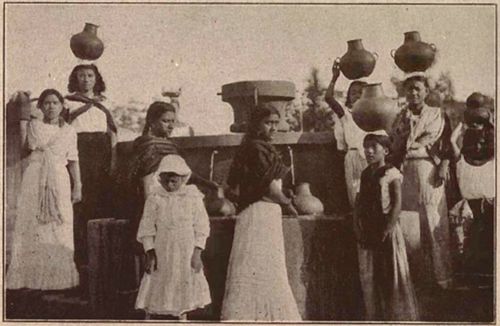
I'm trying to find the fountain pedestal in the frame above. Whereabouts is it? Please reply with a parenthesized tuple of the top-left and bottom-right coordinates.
(220, 80, 296, 132)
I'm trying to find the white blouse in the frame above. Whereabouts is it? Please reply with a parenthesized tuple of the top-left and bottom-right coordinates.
(65, 98, 111, 133)
(334, 109, 367, 156)
(456, 156, 495, 200)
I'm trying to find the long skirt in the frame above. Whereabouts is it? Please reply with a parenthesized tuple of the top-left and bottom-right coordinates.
(345, 149, 367, 208)
(357, 223, 419, 321)
(73, 132, 112, 270)
(400, 158, 452, 289)
(221, 201, 301, 321)
(6, 156, 79, 290)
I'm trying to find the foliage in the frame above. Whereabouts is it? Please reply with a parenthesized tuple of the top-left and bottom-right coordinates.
(111, 99, 148, 134)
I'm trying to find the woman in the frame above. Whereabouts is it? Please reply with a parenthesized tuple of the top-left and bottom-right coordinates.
(65, 64, 117, 278)
(221, 104, 301, 321)
(450, 94, 494, 285)
(389, 73, 453, 291)
(324, 61, 368, 208)
(7, 89, 81, 290)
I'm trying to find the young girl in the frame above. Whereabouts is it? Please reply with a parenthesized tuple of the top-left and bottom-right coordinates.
(135, 154, 211, 320)
(354, 133, 418, 321)
(6, 89, 81, 290)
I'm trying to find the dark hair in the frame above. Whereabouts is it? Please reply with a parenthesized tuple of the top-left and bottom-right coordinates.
(363, 133, 392, 151)
(402, 75, 430, 90)
(37, 88, 64, 108)
(142, 101, 177, 136)
(247, 103, 281, 139)
(67, 64, 106, 95)
(345, 81, 367, 108)
(37, 89, 66, 126)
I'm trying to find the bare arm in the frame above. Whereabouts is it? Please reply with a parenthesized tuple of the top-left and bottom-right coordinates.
(450, 122, 464, 161)
(67, 160, 82, 203)
(382, 178, 402, 241)
(324, 61, 345, 118)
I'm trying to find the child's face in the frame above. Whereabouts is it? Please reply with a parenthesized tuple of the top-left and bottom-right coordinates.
(41, 94, 63, 121)
(159, 173, 184, 192)
(364, 141, 388, 165)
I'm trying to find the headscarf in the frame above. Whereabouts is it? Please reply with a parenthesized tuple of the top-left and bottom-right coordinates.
(151, 154, 192, 192)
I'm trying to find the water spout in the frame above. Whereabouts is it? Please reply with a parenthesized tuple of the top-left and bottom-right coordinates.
(287, 146, 295, 185)
(209, 150, 218, 182)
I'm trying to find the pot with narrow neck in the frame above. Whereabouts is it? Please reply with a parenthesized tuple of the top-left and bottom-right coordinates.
(293, 182, 324, 215)
(391, 31, 436, 73)
(351, 83, 398, 132)
(70, 23, 105, 60)
(337, 39, 378, 80)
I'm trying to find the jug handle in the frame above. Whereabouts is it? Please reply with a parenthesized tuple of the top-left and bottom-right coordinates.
(430, 43, 436, 52)
(390, 49, 396, 58)
(372, 52, 379, 60)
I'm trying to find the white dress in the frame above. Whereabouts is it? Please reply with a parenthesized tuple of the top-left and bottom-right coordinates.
(6, 120, 79, 290)
(135, 184, 211, 316)
(456, 156, 495, 200)
(334, 109, 368, 207)
(221, 181, 301, 321)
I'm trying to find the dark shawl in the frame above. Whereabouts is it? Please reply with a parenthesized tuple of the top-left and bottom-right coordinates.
(65, 93, 117, 133)
(227, 138, 289, 212)
(127, 135, 179, 184)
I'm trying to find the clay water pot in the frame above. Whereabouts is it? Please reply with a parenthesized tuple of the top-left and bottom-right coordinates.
(337, 39, 378, 80)
(70, 23, 104, 60)
(351, 83, 398, 132)
(205, 186, 236, 217)
(292, 182, 324, 215)
(391, 31, 436, 73)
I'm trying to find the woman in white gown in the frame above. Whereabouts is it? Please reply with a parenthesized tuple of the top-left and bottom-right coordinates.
(221, 104, 301, 321)
(6, 89, 81, 290)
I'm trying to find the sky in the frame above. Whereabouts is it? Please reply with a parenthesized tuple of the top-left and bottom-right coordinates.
(5, 3, 496, 135)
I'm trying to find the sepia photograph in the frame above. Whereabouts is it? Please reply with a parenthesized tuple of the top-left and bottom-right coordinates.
(3, 1, 496, 323)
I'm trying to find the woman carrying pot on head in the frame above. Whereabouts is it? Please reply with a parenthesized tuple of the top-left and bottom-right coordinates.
(221, 104, 301, 321)
(388, 72, 453, 291)
(324, 61, 368, 208)
(65, 63, 117, 284)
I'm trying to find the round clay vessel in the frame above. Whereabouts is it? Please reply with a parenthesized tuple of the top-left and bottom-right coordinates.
(351, 83, 398, 132)
(391, 31, 436, 73)
(337, 39, 378, 80)
(70, 23, 104, 60)
(293, 182, 324, 215)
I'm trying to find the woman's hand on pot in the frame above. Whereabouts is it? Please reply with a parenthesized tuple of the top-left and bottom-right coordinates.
(283, 202, 299, 217)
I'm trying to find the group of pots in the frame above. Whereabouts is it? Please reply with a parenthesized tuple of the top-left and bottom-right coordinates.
(337, 31, 437, 132)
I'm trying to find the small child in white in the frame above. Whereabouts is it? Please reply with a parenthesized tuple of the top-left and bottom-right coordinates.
(135, 154, 211, 320)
